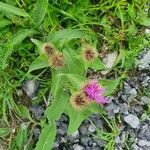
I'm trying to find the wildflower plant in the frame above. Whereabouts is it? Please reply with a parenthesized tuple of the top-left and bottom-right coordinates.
(0, 0, 149, 149)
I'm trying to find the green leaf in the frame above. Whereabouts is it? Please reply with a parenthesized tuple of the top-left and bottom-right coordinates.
(15, 124, 28, 149)
(17, 105, 33, 121)
(48, 29, 84, 43)
(28, 54, 49, 73)
(0, 19, 12, 28)
(99, 77, 122, 96)
(2, 29, 37, 69)
(66, 74, 85, 89)
(0, 128, 10, 138)
(67, 107, 91, 134)
(90, 58, 105, 70)
(33, 0, 48, 25)
(137, 16, 150, 27)
(35, 123, 56, 150)
(7, 29, 37, 47)
(30, 38, 43, 54)
(0, 2, 29, 17)
(45, 72, 69, 122)
(67, 102, 105, 134)
(61, 48, 84, 75)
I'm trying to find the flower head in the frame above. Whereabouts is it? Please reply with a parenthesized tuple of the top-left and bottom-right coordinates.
(84, 80, 108, 104)
(42, 43, 55, 56)
(82, 45, 98, 62)
(70, 91, 89, 110)
(49, 52, 65, 69)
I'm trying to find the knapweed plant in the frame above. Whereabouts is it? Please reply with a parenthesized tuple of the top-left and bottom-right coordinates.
(0, 0, 149, 149)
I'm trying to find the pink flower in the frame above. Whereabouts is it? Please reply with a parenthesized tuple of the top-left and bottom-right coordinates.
(84, 80, 108, 104)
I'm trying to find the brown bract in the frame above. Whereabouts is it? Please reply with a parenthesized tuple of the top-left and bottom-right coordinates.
(49, 52, 65, 69)
(42, 43, 55, 56)
(82, 45, 98, 62)
(70, 91, 92, 110)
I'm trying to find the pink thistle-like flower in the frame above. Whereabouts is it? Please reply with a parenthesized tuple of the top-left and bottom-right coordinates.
(84, 80, 108, 104)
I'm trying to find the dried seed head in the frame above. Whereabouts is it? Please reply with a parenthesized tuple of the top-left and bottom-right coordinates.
(49, 52, 65, 69)
(42, 43, 55, 56)
(70, 91, 88, 110)
(82, 45, 98, 62)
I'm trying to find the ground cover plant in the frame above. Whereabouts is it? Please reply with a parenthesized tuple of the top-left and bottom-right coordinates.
(0, 0, 150, 149)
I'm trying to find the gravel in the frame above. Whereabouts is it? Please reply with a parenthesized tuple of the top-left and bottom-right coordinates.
(22, 49, 150, 150)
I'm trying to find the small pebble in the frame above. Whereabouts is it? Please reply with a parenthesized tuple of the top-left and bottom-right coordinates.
(137, 50, 150, 70)
(73, 144, 84, 150)
(22, 80, 39, 99)
(124, 114, 140, 128)
(138, 140, 150, 147)
(141, 96, 150, 105)
(88, 125, 96, 133)
(71, 130, 79, 138)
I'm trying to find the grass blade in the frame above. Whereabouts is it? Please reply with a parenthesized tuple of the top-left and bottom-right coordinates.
(0, 2, 29, 17)
(0, 19, 12, 28)
(7, 29, 37, 47)
(33, 0, 48, 25)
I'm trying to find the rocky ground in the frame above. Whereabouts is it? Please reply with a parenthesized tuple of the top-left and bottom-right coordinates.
(23, 48, 150, 150)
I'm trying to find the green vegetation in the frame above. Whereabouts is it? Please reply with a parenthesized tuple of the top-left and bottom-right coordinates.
(0, 0, 149, 149)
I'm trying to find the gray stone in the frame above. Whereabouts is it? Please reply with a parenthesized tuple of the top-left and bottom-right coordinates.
(138, 124, 150, 141)
(124, 114, 140, 128)
(129, 88, 137, 97)
(113, 107, 120, 113)
(138, 140, 150, 147)
(104, 103, 116, 117)
(81, 137, 91, 146)
(88, 125, 96, 133)
(79, 126, 88, 135)
(131, 143, 142, 150)
(71, 130, 79, 138)
(73, 144, 84, 150)
(94, 138, 106, 147)
(137, 50, 150, 70)
(23, 80, 39, 99)
(120, 103, 129, 115)
(134, 105, 143, 113)
(141, 96, 150, 105)
(29, 105, 44, 120)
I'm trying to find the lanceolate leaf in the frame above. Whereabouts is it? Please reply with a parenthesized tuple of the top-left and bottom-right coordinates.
(2, 29, 37, 69)
(66, 74, 85, 89)
(99, 77, 123, 96)
(61, 48, 85, 75)
(0, 19, 12, 28)
(67, 107, 93, 134)
(0, 128, 10, 138)
(17, 105, 33, 122)
(28, 54, 49, 73)
(0, 2, 29, 17)
(35, 123, 56, 150)
(45, 74, 69, 122)
(33, 0, 48, 25)
(90, 58, 105, 70)
(137, 16, 150, 27)
(67, 103, 105, 135)
(48, 29, 84, 43)
(15, 124, 28, 149)
(7, 29, 37, 47)
(46, 88, 69, 122)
